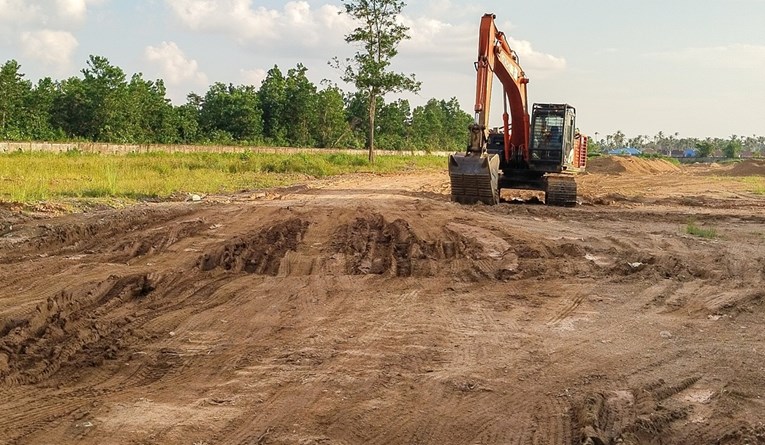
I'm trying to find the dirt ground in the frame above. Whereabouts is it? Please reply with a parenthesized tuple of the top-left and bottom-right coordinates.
(1, 158, 765, 445)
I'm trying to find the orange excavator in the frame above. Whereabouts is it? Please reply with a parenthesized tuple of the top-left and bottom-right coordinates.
(449, 13, 587, 206)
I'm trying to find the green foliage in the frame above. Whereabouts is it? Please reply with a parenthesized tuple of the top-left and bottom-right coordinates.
(410, 98, 472, 151)
(0, 56, 476, 153)
(199, 82, 263, 143)
(694, 140, 716, 158)
(315, 85, 350, 148)
(284, 64, 318, 147)
(258, 66, 287, 144)
(0, 60, 33, 140)
(723, 137, 743, 159)
(587, 136, 602, 156)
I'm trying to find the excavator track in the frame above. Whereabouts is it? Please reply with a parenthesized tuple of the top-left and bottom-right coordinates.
(544, 174, 578, 207)
(448, 153, 500, 205)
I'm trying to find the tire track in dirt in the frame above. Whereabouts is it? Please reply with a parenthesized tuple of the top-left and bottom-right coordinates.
(547, 293, 587, 326)
(2, 168, 765, 444)
(198, 217, 310, 275)
(0, 252, 258, 441)
(0, 206, 197, 263)
(0, 391, 89, 445)
(574, 377, 703, 444)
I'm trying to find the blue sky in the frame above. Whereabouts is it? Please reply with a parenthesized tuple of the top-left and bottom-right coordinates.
(1, 0, 764, 139)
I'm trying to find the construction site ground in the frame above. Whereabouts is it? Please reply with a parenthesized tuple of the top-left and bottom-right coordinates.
(1, 157, 765, 444)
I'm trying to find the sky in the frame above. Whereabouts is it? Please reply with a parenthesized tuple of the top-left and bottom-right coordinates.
(1, 0, 764, 139)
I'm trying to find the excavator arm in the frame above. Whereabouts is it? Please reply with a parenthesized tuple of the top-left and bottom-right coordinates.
(470, 13, 531, 164)
(450, 13, 531, 205)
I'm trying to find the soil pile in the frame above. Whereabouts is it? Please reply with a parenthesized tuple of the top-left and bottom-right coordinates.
(722, 160, 765, 176)
(587, 156, 681, 175)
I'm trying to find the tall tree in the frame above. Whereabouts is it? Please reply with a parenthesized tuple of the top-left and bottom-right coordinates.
(199, 83, 262, 143)
(258, 66, 287, 144)
(0, 60, 32, 139)
(376, 98, 411, 150)
(81, 55, 132, 141)
(723, 136, 743, 159)
(695, 140, 716, 158)
(25, 77, 60, 140)
(283, 64, 318, 147)
(175, 93, 203, 144)
(334, 0, 420, 162)
(314, 84, 349, 148)
(52, 76, 88, 139)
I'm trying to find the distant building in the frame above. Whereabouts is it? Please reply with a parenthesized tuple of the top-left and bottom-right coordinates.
(683, 148, 698, 157)
(608, 147, 642, 156)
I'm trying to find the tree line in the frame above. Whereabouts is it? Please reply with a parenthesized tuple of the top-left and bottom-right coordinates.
(0, 57, 472, 152)
(591, 130, 765, 158)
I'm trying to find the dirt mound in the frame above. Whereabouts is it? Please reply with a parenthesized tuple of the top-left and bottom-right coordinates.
(198, 218, 309, 275)
(722, 160, 765, 176)
(587, 156, 681, 175)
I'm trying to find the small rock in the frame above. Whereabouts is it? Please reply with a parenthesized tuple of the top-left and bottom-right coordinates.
(188, 194, 202, 202)
(169, 331, 176, 337)
(660, 330, 672, 339)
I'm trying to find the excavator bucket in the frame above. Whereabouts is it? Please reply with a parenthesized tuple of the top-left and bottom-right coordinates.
(448, 153, 500, 205)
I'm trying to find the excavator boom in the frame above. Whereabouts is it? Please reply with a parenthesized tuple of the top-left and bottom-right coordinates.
(450, 13, 532, 205)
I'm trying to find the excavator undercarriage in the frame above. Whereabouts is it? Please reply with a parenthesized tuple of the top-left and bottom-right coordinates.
(543, 174, 578, 207)
(449, 154, 579, 207)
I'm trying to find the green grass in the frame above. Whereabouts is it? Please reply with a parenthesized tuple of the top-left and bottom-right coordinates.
(0, 151, 446, 204)
(739, 176, 765, 195)
(685, 219, 717, 239)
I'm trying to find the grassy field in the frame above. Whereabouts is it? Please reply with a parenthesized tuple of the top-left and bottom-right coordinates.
(0, 151, 446, 204)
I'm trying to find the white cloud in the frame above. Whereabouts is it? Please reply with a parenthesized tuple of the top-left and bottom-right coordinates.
(398, 16, 566, 74)
(0, 0, 40, 23)
(240, 68, 266, 87)
(20, 30, 78, 72)
(1, 0, 104, 68)
(507, 38, 567, 73)
(0, 0, 102, 25)
(166, 0, 353, 47)
(54, 0, 86, 21)
(145, 41, 208, 86)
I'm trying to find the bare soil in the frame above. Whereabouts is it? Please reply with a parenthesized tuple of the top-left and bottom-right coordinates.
(1, 158, 765, 444)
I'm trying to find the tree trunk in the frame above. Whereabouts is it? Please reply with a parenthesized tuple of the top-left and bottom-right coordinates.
(367, 91, 376, 163)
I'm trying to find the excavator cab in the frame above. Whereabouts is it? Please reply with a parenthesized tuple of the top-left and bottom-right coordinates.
(528, 104, 577, 172)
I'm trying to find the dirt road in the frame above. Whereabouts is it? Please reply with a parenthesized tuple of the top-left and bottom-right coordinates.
(1, 158, 764, 444)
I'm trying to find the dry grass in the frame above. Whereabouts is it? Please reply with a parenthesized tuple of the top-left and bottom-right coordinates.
(0, 151, 445, 204)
